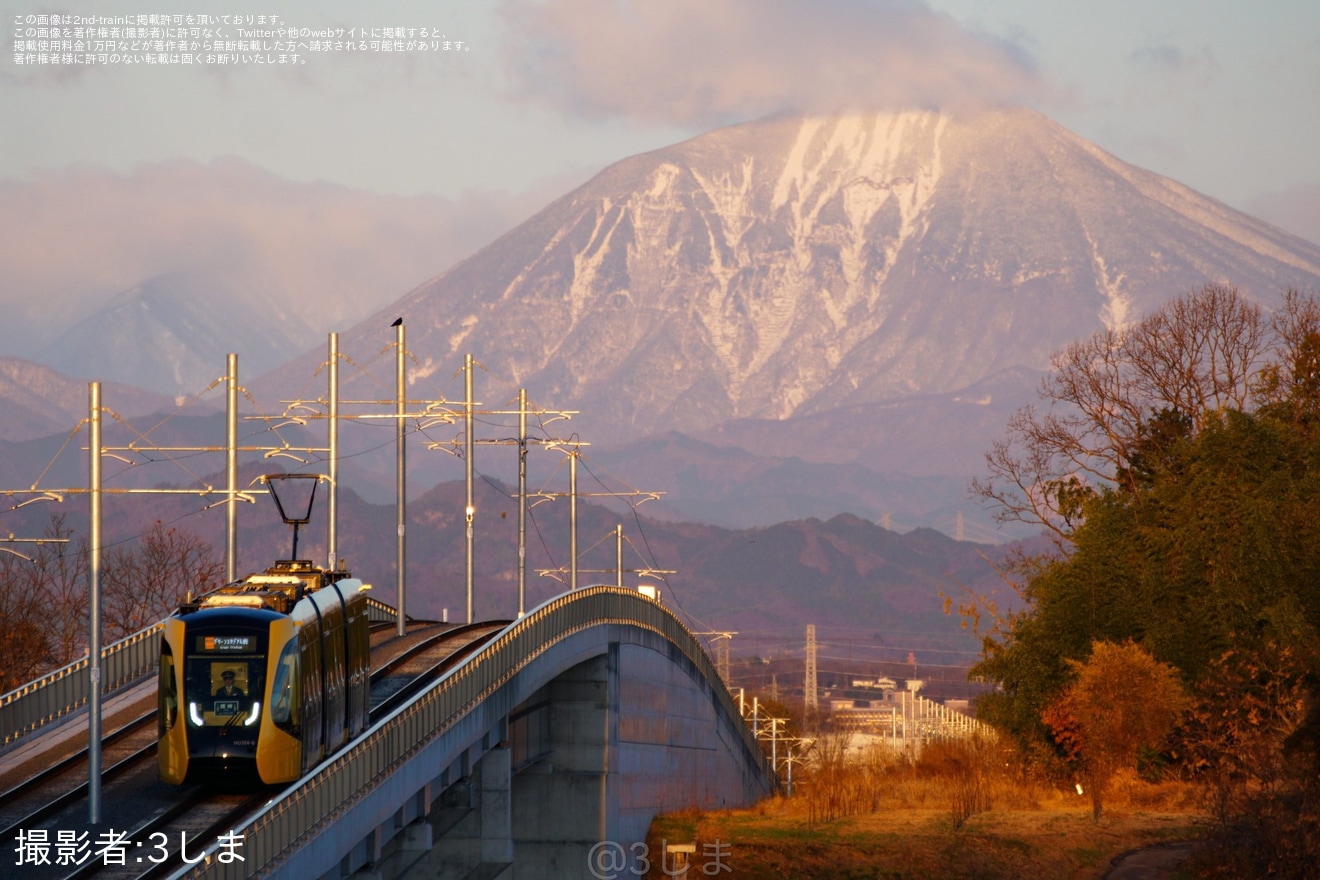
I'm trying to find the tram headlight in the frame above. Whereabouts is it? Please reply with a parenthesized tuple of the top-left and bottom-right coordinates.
(189, 701, 204, 726)
(245, 701, 261, 727)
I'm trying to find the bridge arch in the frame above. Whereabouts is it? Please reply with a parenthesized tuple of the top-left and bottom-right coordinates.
(184, 587, 774, 879)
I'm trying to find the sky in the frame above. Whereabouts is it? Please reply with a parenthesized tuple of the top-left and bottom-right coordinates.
(3, 0, 1319, 353)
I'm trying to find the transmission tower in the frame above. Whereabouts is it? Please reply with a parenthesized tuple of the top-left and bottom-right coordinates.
(804, 623, 818, 710)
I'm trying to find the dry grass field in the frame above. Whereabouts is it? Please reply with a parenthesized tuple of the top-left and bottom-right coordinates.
(643, 764, 1207, 879)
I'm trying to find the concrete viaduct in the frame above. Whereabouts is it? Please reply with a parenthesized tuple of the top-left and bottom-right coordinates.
(170, 586, 774, 879)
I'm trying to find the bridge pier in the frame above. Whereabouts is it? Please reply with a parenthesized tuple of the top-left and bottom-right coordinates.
(276, 605, 772, 880)
(510, 651, 617, 877)
(373, 743, 514, 879)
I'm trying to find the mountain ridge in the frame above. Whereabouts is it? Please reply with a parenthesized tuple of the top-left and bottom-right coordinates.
(265, 106, 1320, 446)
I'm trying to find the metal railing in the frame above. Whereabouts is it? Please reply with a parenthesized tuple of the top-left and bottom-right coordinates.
(0, 623, 163, 749)
(902, 692, 991, 743)
(181, 587, 771, 878)
(363, 596, 400, 625)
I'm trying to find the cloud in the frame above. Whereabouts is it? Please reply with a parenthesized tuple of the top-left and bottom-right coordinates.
(500, 0, 1044, 127)
(1129, 45, 1186, 70)
(1127, 43, 1219, 86)
(0, 160, 546, 354)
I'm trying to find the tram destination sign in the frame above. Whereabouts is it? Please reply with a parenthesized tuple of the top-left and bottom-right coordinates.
(199, 635, 256, 652)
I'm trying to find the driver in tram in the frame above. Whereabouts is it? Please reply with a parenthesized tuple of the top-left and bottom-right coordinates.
(214, 669, 245, 699)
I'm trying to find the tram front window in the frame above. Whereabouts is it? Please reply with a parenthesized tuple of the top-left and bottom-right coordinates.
(184, 657, 265, 728)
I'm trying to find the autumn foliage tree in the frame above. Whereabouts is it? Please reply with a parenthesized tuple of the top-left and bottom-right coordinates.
(1175, 642, 1320, 876)
(968, 284, 1320, 869)
(1042, 640, 1189, 820)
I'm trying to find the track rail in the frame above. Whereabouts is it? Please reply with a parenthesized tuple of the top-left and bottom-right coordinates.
(3, 621, 504, 880)
(0, 735, 157, 845)
(0, 713, 157, 825)
(368, 622, 508, 721)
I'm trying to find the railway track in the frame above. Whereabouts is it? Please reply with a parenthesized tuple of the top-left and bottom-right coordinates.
(0, 620, 408, 834)
(3, 619, 508, 879)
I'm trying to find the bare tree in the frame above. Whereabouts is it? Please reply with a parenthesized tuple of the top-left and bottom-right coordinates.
(25, 515, 89, 668)
(0, 515, 87, 687)
(104, 522, 224, 641)
(973, 284, 1270, 542)
(1257, 288, 1320, 419)
(0, 515, 223, 691)
(0, 551, 56, 691)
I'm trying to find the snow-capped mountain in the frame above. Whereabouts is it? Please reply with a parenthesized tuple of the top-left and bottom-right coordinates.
(12, 107, 1320, 535)
(284, 107, 1320, 445)
(38, 272, 317, 397)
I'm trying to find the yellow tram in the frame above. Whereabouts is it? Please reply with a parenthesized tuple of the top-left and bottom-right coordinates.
(157, 559, 371, 785)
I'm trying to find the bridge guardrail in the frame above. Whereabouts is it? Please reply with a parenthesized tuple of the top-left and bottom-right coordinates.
(0, 623, 163, 749)
(363, 596, 401, 625)
(180, 586, 771, 878)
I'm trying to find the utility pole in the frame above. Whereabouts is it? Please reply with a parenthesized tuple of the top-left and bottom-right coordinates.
(780, 737, 813, 797)
(615, 524, 623, 589)
(548, 525, 675, 590)
(760, 717, 788, 783)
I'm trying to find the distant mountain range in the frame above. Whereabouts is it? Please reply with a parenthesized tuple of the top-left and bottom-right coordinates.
(0, 463, 998, 661)
(0, 357, 173, 442)
(7, 107, 1320, 538)
(38, 272, 317, 397)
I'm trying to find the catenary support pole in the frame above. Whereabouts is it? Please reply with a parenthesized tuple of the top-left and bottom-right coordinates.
(396, 322, 406, 637)
(88, 382, 102, 824)
(328, 333, 339, 570)
(569, 448, 578, 590)
(465, 353, 474, 624)
(226, 353, 237, 582)
(518, 388, 527, 618)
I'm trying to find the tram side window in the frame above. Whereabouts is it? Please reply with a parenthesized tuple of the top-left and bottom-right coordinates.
(270, 638, 301, 733)
(159, 640, 178, 733)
